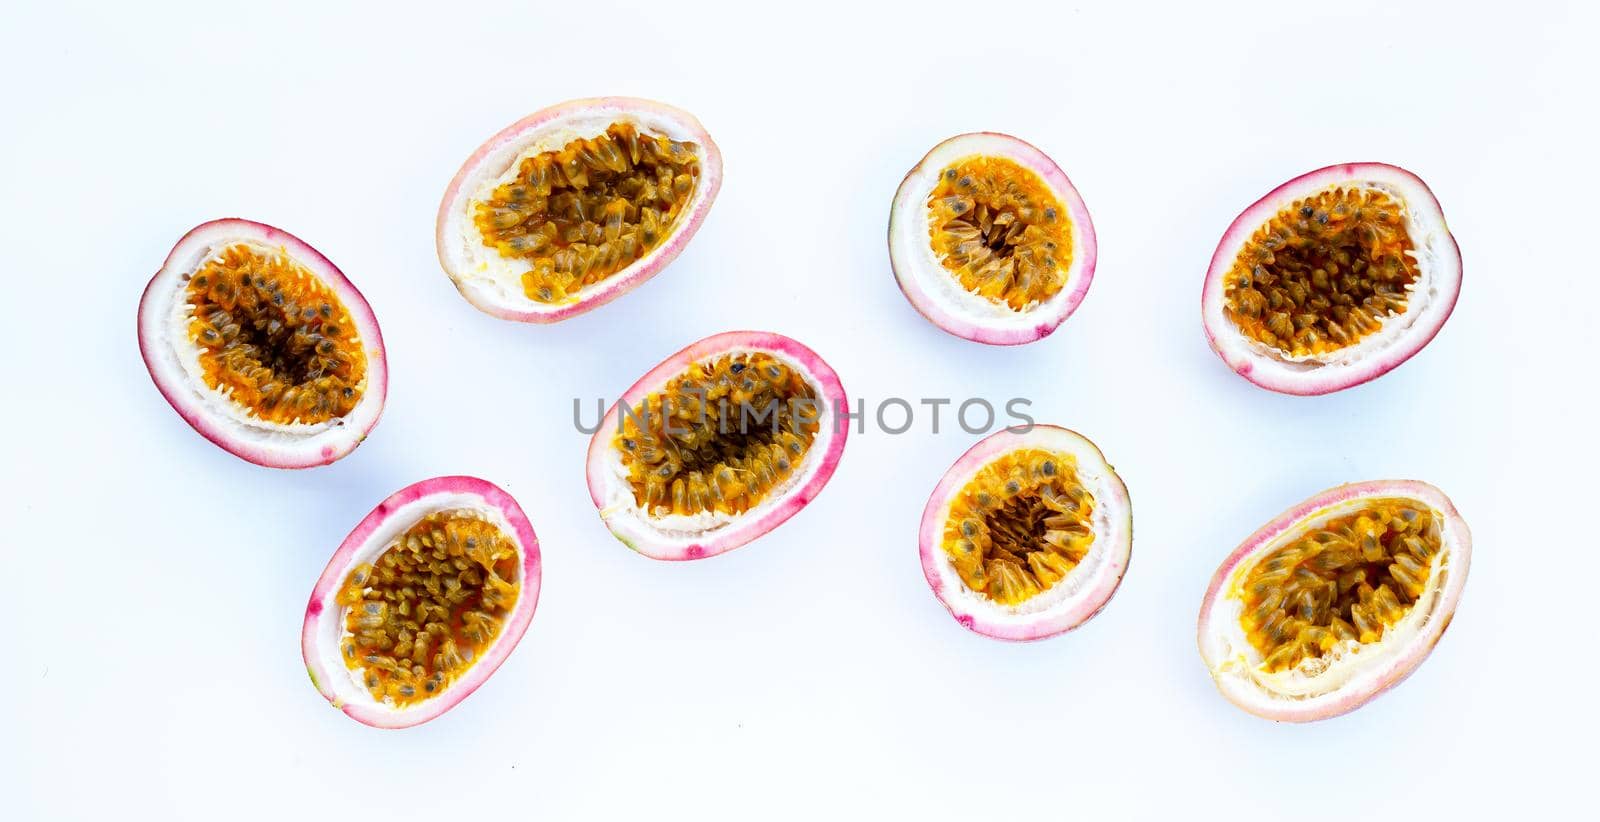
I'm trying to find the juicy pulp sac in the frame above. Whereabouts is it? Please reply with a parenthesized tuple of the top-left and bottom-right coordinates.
(926, 156, 1073, 311)
(1236, 499, 1441, 673)
(942, 448, 1096, 606)
(338, 511, 520, 707)
(614, 351, 819, 518)
(185, 244, 367, 425)
(472, 121, 700, 305)
(1222, 186, 1419, 357)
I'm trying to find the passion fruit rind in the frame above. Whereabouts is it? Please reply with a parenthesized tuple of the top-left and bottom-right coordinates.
(1196, 480, 1470, 722)
(1201, 163, 1461, 395)
(920, 426, 1131, 641)
(302, 476, 541, 729)
(437, 97, 723, 323)
(137, 218, 388, 468)
(585, 331, 848, 561)
(890, 132, 1097, 346)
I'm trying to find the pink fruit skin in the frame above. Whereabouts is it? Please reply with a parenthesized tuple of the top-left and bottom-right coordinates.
(889, 132, 1097, 346)
(1196, 480, 1471, 722)
(918, 426, 1131, 641)
(435, 97, 723, 323)
(137, 218, 388, 468)
(302, 476, 541, 729)
(1200, 162, 1462, 395)
(584, 331, 848, 561)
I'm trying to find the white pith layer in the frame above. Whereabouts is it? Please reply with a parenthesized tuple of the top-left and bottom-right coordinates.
(1201, 494, 1466, 711)
(439, 109, 714, 314)
(890, 133, 1087, 333)
(928, 427, 1130, 625)
(596, 346, 841, 549)
(1204, 170, 1458, 383)
(143, 232, 382, 460)
(307, 493, 522, 722)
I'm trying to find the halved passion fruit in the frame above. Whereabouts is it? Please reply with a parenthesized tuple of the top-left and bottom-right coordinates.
(137, 219, 387, 468)
(889, 133, 1097, 345)
(303, 476, 541, 729)
(436, 97, 723, 322)
(920, 426, 1131, 640)
(1201, 163, 1461, 394)
(585, 331, 848, 560)
(1197, 480, 1470, 722)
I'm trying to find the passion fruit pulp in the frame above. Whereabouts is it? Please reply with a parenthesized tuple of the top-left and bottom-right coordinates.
(920, 426, 1131, 641)
(303, 476, 541, 729)
(437, 97, 723, 323)
(137, 219, 387, 468)
(1201, 163, 1461, 395)
(1197, 480, 1470, 722)
(890, 132, 1097, 345)
(585, 331, 848, 561)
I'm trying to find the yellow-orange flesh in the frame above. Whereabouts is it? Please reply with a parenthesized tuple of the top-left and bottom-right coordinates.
(1222, 186, 1419, 357)
(926, 156, 1074, 311)
(472, 122, 700, 305)
(942, 449, 1095, 606)
(1237, 500, 1441, 673)
(614, 352, 819, 517)
(338, 512, 520, 707)
(185, 244, 367, 425)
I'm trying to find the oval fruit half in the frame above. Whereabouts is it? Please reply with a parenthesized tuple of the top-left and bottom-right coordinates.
(1201, 163, 1461, 394)
(302, 476, 541, 728)
(1197, 480, 1470, 721)
(585, 331, 848, 560)
(137, 218, 387, 468)
(436, 97, 723, 322)
(889, 132, 1097, 345)
(920, 426, 1131, 640)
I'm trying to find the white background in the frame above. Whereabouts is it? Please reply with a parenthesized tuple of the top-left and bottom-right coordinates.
(2, 0, 1595, 818)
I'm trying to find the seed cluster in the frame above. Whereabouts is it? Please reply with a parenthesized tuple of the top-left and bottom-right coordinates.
(473, 122, 700, 305)
(926, 156, 1074, 311)
(338, 512, 520, 707)
(615, 352, 819, 517)
(1223, 186, 1419, 357)
(185, 244, 367, 425)
(1239, 500, 1441, 673)
(943, 449, 1096, 606)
